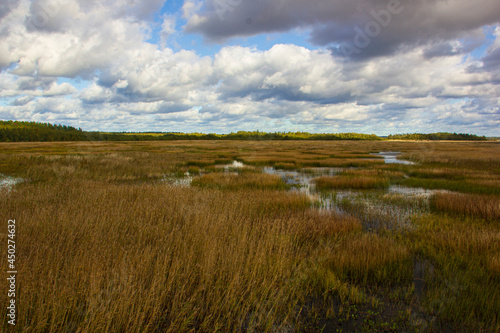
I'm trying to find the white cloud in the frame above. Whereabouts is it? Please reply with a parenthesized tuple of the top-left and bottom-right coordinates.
(2, 0, 149, 78)
(182, 0, 202, 19)
(160, 15, 176, 48)
(79, 82, 113, 104)
(0, 0, 498, 135)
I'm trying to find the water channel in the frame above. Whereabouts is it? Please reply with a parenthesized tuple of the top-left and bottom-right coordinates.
(165, 152, 444, 231)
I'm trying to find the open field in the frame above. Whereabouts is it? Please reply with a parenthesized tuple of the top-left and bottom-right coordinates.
(1, 140, 499, 332)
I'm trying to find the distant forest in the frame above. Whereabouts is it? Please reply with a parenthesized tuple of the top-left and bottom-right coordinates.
(0, 120, 489, 142)
(387, 133, 487, 141)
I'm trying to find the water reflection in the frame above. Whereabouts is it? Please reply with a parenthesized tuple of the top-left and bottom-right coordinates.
(167, 160, 441, 230)
(262, 166, 343, 213)
(389, 185, 442, 197)
(260, 164, 443, 231)
(162, 171, 193, 187)
(372, 151, 415, 165)
(0, 174, 24, 191)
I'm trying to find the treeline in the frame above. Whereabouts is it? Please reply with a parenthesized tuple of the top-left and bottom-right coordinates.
(65, 131, 381, 141)
(387, 132, 487, 141)
(0, 120, 489, 142)
(161, 131, 380, 141)
(0, 120, 88, 142)
(0, 121, 381, 142)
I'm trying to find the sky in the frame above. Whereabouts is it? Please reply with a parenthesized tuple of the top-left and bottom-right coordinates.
(0, 0, 499, 135)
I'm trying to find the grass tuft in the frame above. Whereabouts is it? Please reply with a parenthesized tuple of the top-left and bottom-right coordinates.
(430, 192, 500, 222)
(191, 173, 288, 190)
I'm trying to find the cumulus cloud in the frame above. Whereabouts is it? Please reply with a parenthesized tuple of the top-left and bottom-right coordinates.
(0, 73, 76, 98)
(68, 42, 499, 133)
(182, 0, 202, 19)
(160, 15, 176, 48)
(79, 82, 114, 104)
(0, 0, 498, 135)
(10, 95, 35, 106)
(480, 27, 500, 73)
(186, 0, 500, 59)
(1, 0, 151, 77)
(0, 0, 19, 20)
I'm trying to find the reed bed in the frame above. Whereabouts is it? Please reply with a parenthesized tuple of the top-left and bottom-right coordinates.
(326, 234, 413, 285)
(412, 214, 500, 329)
(0, 181, 361, 332)
(191, 172, 288, 190)
(430, 192, 500, 222)
(403, 145, 500, 171)
(0, 140, 499, 332)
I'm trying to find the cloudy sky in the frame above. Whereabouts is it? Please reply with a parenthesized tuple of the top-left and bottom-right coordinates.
(0, 0, 499, 135)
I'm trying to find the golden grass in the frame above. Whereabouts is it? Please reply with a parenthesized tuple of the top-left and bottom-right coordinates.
(1, 182, 351, 332)
(326, 234, 412, 285)
(191, 172, 287, 190)
(294, 211, 362, 244)
(187, 166, 201, 175)
(1, 140, 499, 331)
(273, 162, 297, 170)
(402, 143, 500, 170)
(186, 159, 217, 167)
(415, 215, 500, 256)
(408, 167, 467, 180)
(430, 192, 500, 222)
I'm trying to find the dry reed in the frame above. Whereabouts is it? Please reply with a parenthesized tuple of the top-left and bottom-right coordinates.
(430, 192, 500, 222)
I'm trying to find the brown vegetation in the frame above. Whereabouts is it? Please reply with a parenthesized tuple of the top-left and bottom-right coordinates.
(192, 172, 287, 190)
(430, 192, 500, 222)
(0, 140, 499, 332)
(1, 182, 353, 332)
(327, 234, 412, 285)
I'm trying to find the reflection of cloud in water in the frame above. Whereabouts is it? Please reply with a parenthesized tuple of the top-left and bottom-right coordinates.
(262, 166, 343, 213)
(0, 174, 24, 191)
(388, 185, 450, 197)
(164, 161, 440, 230)
(162, 171, 193, 187)
(229, 161, 245, 168)
(372, 152, 415, 165)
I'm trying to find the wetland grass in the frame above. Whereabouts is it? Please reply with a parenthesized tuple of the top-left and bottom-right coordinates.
(430, 192, 500, 222)
(0, 182, 336, 332)
(191, 172, 288, 190)
(0, 140, 499, 332)
(326, 234, 413, 286)
(411, 214, 500, 330)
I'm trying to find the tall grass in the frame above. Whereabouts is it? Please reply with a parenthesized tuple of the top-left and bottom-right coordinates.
(191, 172, 288, 190)
(1, 182, 358, 332)
(411, 214, 500, 330)
(430, 192, 500, 222)
(326, 234, 412, 285)
(0, 140, 499, 332)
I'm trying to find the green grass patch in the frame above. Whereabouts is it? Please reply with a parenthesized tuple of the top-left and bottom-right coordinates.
(185, 160, 216, 167)
(410, 214, 500, 331)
